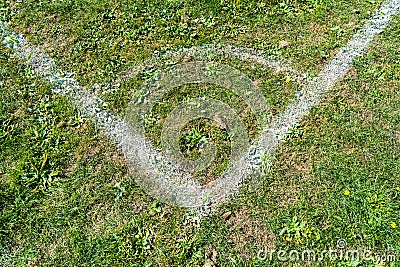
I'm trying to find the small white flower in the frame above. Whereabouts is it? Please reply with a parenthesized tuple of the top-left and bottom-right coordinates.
(2, 36, 11, 44)
(3, 35, 20, 48)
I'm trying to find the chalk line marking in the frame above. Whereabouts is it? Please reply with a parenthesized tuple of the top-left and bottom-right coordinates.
(118, 43, 307, 86)
(0, 24, 303, 207)
(1, 0, 399, 209)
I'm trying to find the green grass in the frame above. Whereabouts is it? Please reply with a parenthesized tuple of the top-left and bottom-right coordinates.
(0, 0, 399, 266)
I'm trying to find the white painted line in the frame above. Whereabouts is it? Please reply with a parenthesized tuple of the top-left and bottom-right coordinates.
(0, 22, 180, 202)
(220, 0, 400, 207)
(272, 0, 400, 141)
(1, 0, 399, 209)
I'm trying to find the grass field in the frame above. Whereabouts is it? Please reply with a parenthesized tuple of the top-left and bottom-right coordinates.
(0, 0, 399, 266)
